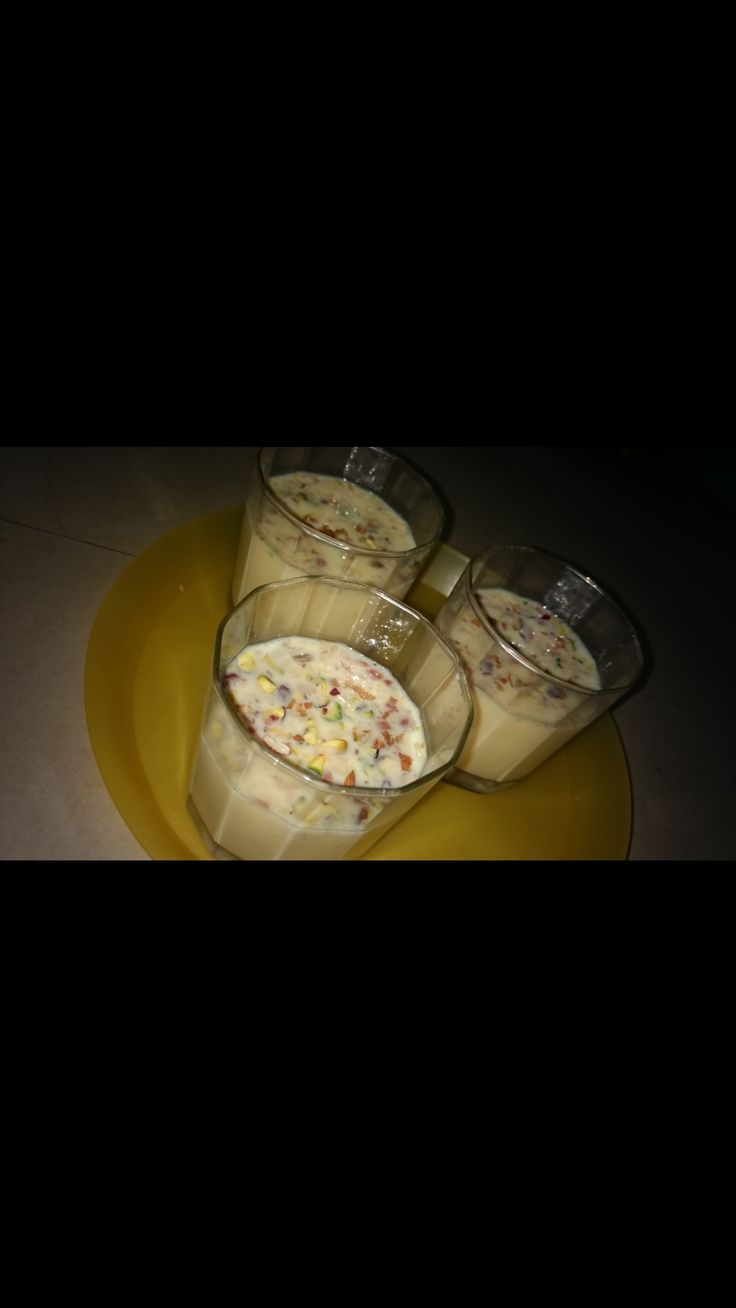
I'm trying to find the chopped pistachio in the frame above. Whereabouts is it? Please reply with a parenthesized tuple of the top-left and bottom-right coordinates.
(257, 675, 277, 693)
(325, 738, 348, 751)
(237, 651, 255, 670)
(325, 700, 343, 721)
(308, 755, 326, 775)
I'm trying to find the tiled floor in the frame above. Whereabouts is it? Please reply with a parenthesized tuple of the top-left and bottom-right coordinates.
(1, 443, 732, 860)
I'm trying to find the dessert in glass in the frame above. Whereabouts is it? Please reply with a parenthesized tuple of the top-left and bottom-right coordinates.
(231, 446, 444, 605)
(189, 575, 473, 860)
(434, 545, 643, 794)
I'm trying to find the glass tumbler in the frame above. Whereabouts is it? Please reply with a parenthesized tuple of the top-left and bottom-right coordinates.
(231, 446, 444, 605)
(434, 545, 644, 794)
(188, 575, 473, 860)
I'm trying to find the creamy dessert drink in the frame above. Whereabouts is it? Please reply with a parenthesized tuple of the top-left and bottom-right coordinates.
(437, 545, 643, 794)
(233, 470, 418, 601)
(190, 634, 431, 861)
(268, 472, 417, 557)
(225, 636, 427, 786)
(232, 448, 444, 605)
(191, 574, 473, 859)
(447, 587, 601, 783)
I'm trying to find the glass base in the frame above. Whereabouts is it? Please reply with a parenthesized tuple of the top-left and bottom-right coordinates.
(187, 794, 241, 861)
(443, 767, 518, 796)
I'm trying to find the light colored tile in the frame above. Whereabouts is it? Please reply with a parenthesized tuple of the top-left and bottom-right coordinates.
(0, 446, 258, 556)
(0, 521, 148, 859)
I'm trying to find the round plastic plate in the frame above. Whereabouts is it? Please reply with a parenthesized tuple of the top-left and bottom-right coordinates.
(85, 507, 632, 860)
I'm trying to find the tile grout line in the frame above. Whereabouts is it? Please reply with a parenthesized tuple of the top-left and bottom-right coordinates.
(0, 517, 138, 558)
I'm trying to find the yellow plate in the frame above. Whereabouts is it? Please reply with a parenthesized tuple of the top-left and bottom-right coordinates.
(85, 507, 632, 860)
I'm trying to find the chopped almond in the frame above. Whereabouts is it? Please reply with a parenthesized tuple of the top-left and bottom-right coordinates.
(344, 680, 374, 700)
(263, 734, 291, 755)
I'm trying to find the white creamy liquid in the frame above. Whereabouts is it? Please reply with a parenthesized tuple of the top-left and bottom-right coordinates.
(449, 587, 601, 782)
(232, 470, 420, 604)
(190, 634, 428, 860)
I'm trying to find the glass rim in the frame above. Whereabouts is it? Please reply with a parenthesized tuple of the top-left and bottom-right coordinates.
(464, 544, 643, 696)
(212, 574, 475, 797)
(256, 445, 444, 557)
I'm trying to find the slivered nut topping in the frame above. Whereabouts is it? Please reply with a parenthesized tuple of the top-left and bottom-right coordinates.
(263, 734, 291, 755)
(223, 635, 427, 791)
